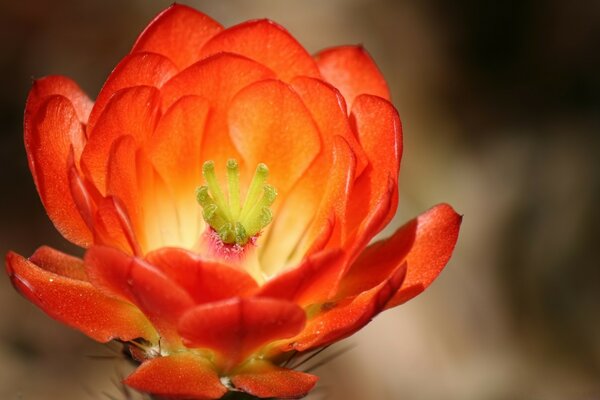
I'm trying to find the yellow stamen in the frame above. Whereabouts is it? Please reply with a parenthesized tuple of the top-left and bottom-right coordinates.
(196, 160, 277, 245)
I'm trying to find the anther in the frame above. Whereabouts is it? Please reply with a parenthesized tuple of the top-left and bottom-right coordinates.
(196, 160, 277, 246)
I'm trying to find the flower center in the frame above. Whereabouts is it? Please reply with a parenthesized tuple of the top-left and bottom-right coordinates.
(196, 159, 277, 246)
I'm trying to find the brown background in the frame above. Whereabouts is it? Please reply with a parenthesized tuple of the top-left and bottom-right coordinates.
(1, 1, 599, 399)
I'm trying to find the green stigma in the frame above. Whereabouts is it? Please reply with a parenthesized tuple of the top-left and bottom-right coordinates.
(196, 159, 277, 246)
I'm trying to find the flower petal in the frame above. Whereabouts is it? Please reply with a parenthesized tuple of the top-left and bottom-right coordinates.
(124, 353, 226, 400)
(26, 75, 92, 124)
(85, 246, 195, 343)
(231, 359, 318, 399)
(29, 245, 87, 281)
(81, 86, 161, 192)
(161, 53, 275, 168)
(144, 247, 258, 304)
(148, 95, 210, 247)
(24, 95, 92, 246)
(340, 204, 462, 304)
(346, 94, 402, 257)
(92, 196, 142, 255)
(228, 79, 321, 195)
(287, 263, 406, 352)
(315, 45, 391, 108)
(200, 19, 320, 81)
(178, 297, 306, 369)
(6, 251, 153, 343)
(87, 52, 177, 133)
(128, 257, 196, 340)
(257, 249, 344, 306)
(131, 4, 223, 70)
(291, 76, 368, 174)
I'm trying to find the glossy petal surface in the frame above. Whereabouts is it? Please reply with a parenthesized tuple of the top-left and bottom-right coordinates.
(24, 95, 91, 246)
(340, 204, 461, 303)
(6, 251, 152, 342)
(201, 19, 320, 81)
(232, 360, 318, 399)
(131, 4, 223, 70)
(316, 45, 391, 107)
(124, 353, 227, 399)
(179, 297, 306, 368)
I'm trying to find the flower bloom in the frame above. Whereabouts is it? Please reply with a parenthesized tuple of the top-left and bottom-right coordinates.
(6, 5, 461, 399)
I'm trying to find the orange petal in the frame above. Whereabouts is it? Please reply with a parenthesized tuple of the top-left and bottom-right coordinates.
(160, 53, 275, 168)
(340, 204, 462, 303)
(87, 52, 177, 133)
(85, 246, 195, 342)
(25, 75, 92, 124)
(200, 19, 320, 81)
(148, 95, 210, 247)
(128, 257, 196, 340)
(228, 79, 321, 195)
(346, 94, 402, 257)
(231, 359, 318, 399)
(287, 264, 406, 352)
(81, 86, 161, 192)
(304, 136, 356, 252)
(92, 196, 142, 255)
(29, 245, 87, 281)
(131, 4, 223, 70)
(315, 45, 391, 108)
(257, 249, 344, 306)
(388, 204, 461, 308)
(106, 136, 145, 248)
(85, 245, 136, 302)
(24, 95, 92, 247)
(124, 353, 227, 400)
(6, 251, 153, 343)
(145, 247, 258, 304)
(290, 76, 368, 175)
(178, 297, 306, 369)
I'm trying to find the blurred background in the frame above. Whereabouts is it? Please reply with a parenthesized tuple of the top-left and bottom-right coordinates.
(1, 1, 599, 399)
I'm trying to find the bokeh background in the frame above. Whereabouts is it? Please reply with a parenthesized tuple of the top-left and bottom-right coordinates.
(1, 1, 599, 399)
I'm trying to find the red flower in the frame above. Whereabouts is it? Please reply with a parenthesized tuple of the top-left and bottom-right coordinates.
(6, 5, 461, 399)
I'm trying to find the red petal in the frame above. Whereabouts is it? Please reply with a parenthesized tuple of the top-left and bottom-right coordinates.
(231, 359, 318, 399)
(85, 246, 195, 343)
(81, 86, 161, 192)
(200, 19, 319, 81)
(178, 297, 305, 369)
(389, 204, 461, 308)
(124, 353, 226, 400)
(24, 95, 92, 247)
(144, 247, 258, 304)
(92, 196, 142, 255)
(346, 94, 402, 257)
(290, 76, 368, 175)
(131, 4, 223, 70)
(257, 249, 344, 306)
(305, 136, 356, 251)
(6, 251, 153, 343)
(106, 136, 145, 248)
(160, 53, 275, 168)
(87, 52, 177, 133)
(26, 75, 92, 124)
(228, 79, 321, 195)
(288, 264, 406, 352)
(340, 204, 462, 304)
(128, 258, 195, 340)
(29, 246, 87, 281)
(85, 245, 136, 302)
(315, 45, 390, 108)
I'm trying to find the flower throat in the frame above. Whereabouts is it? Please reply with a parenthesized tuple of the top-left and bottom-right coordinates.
(196, 160, 277, 246)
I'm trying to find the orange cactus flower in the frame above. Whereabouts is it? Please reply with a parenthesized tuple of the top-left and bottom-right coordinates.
(6, 5, 461, 400)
